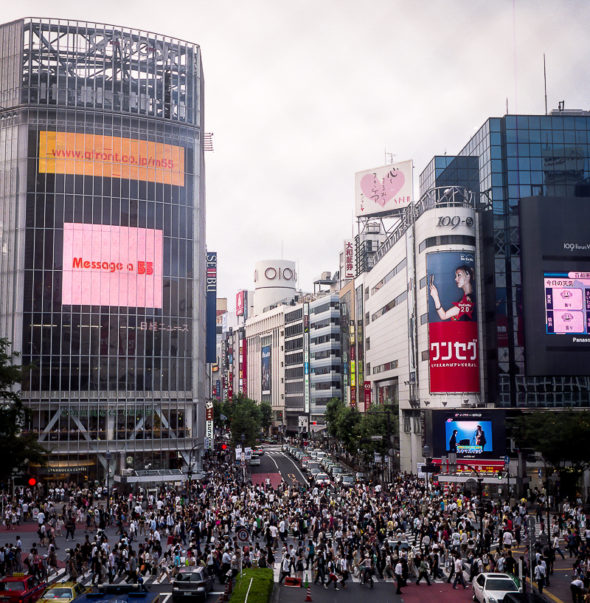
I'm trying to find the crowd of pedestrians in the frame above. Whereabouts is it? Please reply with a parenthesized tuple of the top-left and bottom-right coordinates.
(1, 448, 590, 602)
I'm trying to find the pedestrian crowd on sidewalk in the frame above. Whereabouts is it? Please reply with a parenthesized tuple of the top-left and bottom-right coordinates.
(1, 456, 590, 600)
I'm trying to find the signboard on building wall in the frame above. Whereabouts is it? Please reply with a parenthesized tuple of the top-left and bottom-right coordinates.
(427, 251, 479, 393)
(364, 381, 372, 411)
(236, 290, 245, 316)
(261, 344, 272, 395)
(343, 240, 355, 279)
(206, 252, 217, 363)
(62, 223, 163, 308)
(205, 400, 214, 449)
(355, 160, 413, 218)
(304, 303, 310, 413)
(39, 131, 185, 186)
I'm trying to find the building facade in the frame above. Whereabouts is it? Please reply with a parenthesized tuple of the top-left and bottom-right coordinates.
(0, 18, 206, 481)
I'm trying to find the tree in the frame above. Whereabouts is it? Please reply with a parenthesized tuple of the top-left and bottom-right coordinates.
(259, 402, 272, 434)
(511, 410, 590, 470)
(0, 339, 46, 484)
(510, 410, 590, 500)
(214, 394, 268, 447)
(325, 398, 345, 438)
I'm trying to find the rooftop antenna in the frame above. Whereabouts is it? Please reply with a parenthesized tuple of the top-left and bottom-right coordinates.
(384, 147, 396, 165)
(506, 97, 509, 115)
(543, 53, 548, 115)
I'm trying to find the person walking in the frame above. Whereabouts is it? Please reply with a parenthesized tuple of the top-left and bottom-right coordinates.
(394, 559, 404, 595)
(415, 556, 431, 586)
(453, 555, 467, 589)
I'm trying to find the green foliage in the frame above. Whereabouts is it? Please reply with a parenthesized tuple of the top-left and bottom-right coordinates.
(0, 338, 46, 483)
(215, 394, 268, 447)
(229, 568, 274, 603)
(511, 410, 590, 470)
(325, 398, 345, 438)
(259, 402, 272, 433)
(324, 397, 399, 459)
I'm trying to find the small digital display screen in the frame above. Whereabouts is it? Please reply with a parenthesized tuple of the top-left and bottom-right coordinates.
(544, 272, 590, 335)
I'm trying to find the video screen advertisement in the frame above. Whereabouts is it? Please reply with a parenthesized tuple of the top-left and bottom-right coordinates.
(520, 196, 590, 376)
(23, 128, 194, 392)
(426, 251, 480, 393)
(431, 410, 506, 460)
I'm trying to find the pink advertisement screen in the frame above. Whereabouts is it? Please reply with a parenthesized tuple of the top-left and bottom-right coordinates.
(62, 223, 163, 308)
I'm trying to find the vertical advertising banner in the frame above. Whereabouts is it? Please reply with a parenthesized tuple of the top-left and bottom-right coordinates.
(364, 381, 372, 411)
(206, 252, 217, 363)
(343, 240, 355, 280)
(261, 345, 272, 395)
(427, 251, 479, 393)
(236, 290, 245, 317)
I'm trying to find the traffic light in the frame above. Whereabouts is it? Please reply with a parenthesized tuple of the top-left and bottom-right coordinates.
(220, 443, 227, 451)
(28, 477, 37, 487)
(497, 471, 504, 480)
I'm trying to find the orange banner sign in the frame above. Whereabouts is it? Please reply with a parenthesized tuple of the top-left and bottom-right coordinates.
(39, 131, 185, 186)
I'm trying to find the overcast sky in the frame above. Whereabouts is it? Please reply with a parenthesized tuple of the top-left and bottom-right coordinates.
(8, 1, 590, 306)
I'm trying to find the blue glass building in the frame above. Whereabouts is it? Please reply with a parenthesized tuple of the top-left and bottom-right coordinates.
(420, 111, 590, 407)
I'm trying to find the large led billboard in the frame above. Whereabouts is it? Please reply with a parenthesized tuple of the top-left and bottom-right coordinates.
(355, 160, 413, 217)
(520, 196, 590, 375)
(431, 410, 505, 460)
(426, 251, 479, 393)
(39, 131, 185, 186)
(62, 223, 163, 308)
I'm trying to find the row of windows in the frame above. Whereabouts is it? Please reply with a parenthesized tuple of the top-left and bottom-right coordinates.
(310, 301, 339, 315)
(26, 196, 195, 238)
(369, 290, 408, 323)
(285, 366, 303, 379)
(285, 308, 303, 323)
(370, 258, 407, 296)
(285, 323, 303, 338)
(313, 381, 341, 390)
(373, 359, 399, 375)
(285, 352, 303, 366)
(311, 334, 340, 345)
(311, 318, 340, 330)
(24, 356, 191, 392)
(418, 235, 476, 253)
(311, 364, 340, 375)
(285, 337, 303, 352)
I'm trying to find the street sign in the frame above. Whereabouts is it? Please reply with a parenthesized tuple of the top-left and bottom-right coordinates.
(504, 456, 510, 465)
(237, 528, 250, 542)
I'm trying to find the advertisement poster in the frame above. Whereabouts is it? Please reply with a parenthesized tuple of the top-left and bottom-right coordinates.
(261, 345, 271, 395)
(62, 223, 163, 308)
(355, 160, 413, 217)
(205, 252, 217, 363)
(236, 290, 245, 317)
(427, 251, 479, 393)
(39, 131, 185, 186)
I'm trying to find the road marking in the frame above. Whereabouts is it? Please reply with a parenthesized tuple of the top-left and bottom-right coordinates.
(161, 594, 171, 603)
(278, 452, 309, 487)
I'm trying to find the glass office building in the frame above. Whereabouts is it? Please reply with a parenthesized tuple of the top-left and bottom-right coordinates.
(420, 111, 590, 408)
(0, 18, 206, 480)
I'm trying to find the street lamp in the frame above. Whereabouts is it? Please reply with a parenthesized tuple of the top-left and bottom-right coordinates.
(105, 452, 112, 515)
(186, 443, 199, 506)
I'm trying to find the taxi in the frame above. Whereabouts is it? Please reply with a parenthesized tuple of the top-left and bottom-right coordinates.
(38, 582, 90, 603)
(0, 575, 47, 603)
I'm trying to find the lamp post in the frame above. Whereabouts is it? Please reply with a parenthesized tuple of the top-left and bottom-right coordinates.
(186, 443, 199, 507)
(105, 452, 112, 515)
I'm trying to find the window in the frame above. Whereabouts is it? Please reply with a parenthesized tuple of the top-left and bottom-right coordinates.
(418, 235, 475, 252)
(421, 350, 429, 361)
(372, 360, 398, 374)
(366, 337, 370, 351)
(370, 258, 407, 295)
(371, 291, 408, 322)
